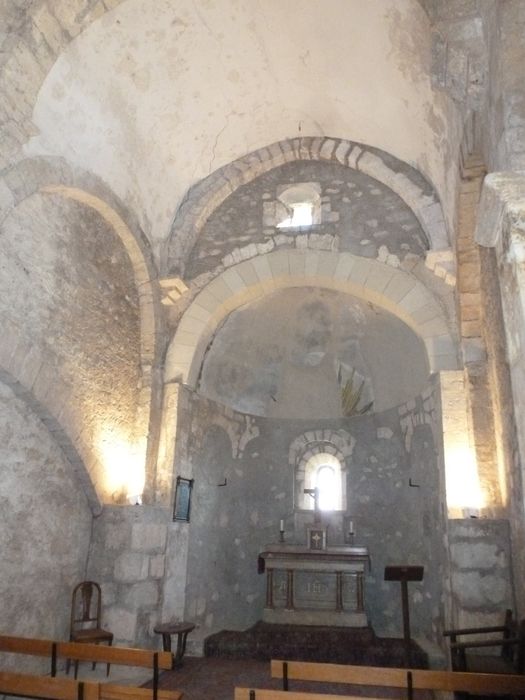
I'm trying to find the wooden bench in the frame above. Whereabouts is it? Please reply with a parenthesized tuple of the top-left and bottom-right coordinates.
(444, 611, 525, 674)
(0, 635, 180, 700)
(0, 669, 182, 700)
(233, 658, 525, 699)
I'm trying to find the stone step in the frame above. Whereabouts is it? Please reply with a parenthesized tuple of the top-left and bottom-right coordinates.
(204, 621, 428, 668)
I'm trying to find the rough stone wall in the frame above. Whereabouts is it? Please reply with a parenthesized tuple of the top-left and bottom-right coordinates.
(493, 216, 525, 617)
(176, 381, 448, 653)
(185, 160, 429, 282)
(482, 0, 525, 170)
(475, 172, 525, 617)
(456, 153, 501, 513)
(426, 1, 525, 170)
(0, 192, 143, 503)
(166, 137, 447, 280)
(448, 519, 514, 630)
(86, 505, 169, 647)
(428, 0, 488, 110)
(480, 246, 520, 519)
(0, 380, 92, 670)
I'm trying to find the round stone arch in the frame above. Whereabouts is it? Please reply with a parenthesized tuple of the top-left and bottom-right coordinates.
(0, 157, 161, 388)
(0, 330, 101, 513)
(289, 429, 355, 512)
(0, 1, 126, 170)
(164, 249, 459, 388)
(0, 157, 163, 503)
(165, 137, 448, 275)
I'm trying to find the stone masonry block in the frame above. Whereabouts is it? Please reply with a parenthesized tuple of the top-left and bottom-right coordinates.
(268, 251, 289, 278)
(450, 541, 503, 570)
(204, 277, 231, 304)
(186, 302, 212, 324)
(114, 553, 149, 582)
(347, 146, 363, 169)
(123, 581, 159, 609)
(222, 268, 246, 294)
(366, 263, 394, 294)
(31, 5, 66, 54)
(237, 261, 259, 287)
(316, 254, 338, 277)
(319, 139, 337, 160)
(348, 258, 372, 286)
(288, 251, 306, 276)
(131, 523, 167, 552)
(103, 607, 137, 642)
(335, 141, 352, 165)
(149, 555, 165, 579)
(309, 137, 324, 158)
(333, 254, 357, 280)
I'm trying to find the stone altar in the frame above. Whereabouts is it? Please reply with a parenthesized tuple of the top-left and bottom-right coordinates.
(259, 543, 370, 627)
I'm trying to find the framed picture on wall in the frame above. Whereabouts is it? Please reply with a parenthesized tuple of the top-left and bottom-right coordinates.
(173, 476, 194, 522)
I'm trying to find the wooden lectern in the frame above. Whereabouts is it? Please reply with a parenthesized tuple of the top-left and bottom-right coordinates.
(384, 565, 424, 667)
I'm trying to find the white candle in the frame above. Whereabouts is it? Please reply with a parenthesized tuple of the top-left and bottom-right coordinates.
(349, 520, 354, 535)
(280, 519, 284, 531)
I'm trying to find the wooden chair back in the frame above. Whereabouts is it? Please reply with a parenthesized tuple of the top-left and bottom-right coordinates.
(71, 581, 103, 634)
(444, 609, 525, 673)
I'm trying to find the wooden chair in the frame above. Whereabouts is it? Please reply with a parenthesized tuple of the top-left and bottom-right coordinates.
(443, 609, 525, 675)
(67, 581, 114, 678)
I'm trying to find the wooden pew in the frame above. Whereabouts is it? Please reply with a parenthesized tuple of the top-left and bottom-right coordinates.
(236, 691, 381, 700)
(232, 658, 525, 698)
(0, 636, 180, 700)
(0, 670, 98, 700)
(0, 669, 182, 700)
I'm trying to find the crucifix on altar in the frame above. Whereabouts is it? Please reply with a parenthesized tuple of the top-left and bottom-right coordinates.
(304, 486, 321, 522)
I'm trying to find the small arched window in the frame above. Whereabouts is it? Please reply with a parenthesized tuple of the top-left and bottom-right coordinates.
(276, 183, 321, 229)
(298, 452, 345, 511)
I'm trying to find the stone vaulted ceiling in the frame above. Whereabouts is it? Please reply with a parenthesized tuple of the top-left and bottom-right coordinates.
(15, 0, 461, 254)
(0, 0, 462, 505)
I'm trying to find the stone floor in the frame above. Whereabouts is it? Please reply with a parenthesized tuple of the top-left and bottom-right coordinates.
(147, 623, 430, 700)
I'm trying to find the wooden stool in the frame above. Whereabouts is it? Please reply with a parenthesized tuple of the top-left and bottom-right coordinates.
(153, 621, 195, 668)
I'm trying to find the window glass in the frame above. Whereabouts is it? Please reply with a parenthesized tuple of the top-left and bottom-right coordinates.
(316, 465, 338, 510)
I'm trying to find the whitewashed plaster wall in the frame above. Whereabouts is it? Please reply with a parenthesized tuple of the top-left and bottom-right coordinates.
(25, 0, 461, 254)
(198, 287, 429, 418)
(0, 381, 92, 670)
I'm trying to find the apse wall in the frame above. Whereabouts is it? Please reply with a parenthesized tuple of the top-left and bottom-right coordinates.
(0, 381, 92, 670)
(198, 287, 429, 417)
(176, 379, 448, 652)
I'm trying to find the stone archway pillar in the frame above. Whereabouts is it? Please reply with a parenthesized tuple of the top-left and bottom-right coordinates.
(475, 170, 525, 615)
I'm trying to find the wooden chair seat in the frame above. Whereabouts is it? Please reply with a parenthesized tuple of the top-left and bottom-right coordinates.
(72, 628, 113, 643)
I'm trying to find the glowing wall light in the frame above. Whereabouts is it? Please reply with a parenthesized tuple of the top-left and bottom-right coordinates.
(97, 427, 146, 504)
(441, 370, 484, 517)
(444, 443, 484, 515)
